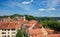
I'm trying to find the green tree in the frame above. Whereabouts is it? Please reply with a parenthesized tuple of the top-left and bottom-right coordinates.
(40, 20, 60, 33)
(48, 22, 60, 31)
(16, 29, 24, 37)
(10, 14, 22, 19)
(25, 15, 35, 20)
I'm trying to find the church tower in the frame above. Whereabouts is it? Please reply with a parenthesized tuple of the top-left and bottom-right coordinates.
(23, 15, 26, 21)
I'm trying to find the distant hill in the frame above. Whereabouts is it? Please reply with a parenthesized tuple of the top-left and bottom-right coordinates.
(0, 14, 35, 20)
(35, 17, 60, 21)
(0, 14, 60, 21)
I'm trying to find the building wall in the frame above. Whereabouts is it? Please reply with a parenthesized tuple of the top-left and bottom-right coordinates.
(0, 29, 17, 37)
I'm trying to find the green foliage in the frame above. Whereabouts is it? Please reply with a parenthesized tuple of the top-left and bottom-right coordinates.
(40, 20, 60, 32)
(16, 29, 27, 37)
(0, 14, 23, 19)
(40, 20, 54, 28)
(0, 14, 35, 20)
(0, 16, 10, 18)
(35, 17, 60, 21)
(25, 15, 35, 20)
(10, 14, 22, 19)
(16, 29, 24, 37)
(48, 22, 60, 31)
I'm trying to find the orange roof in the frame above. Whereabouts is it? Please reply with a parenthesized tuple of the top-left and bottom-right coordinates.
(45, 28, 54, 34)
(29, 29, 43, 35)
(26, 20, 37, 27)
(33, 23, 42, 29)
(48, 34, 60, 37)
(28, 20, 37, 24)
(0, 21, 21, 29)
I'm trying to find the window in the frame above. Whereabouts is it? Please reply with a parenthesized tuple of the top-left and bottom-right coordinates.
(8, 32, 10, 34)
(11, 29, 15, 31)
(2, 29, 6, 31)
(12, 35, 15, 37)
(8, 29, 10, 31)
(12, 32, 16, 34)
(8, 35, 10, 37)
(2, 35, 6, 37)
(2, 32, 6, 34)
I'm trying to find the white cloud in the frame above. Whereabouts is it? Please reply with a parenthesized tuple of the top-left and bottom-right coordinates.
(14, 2, 30, 10)
(22, 2, 30, 5)
(3, 2, 30, 11)
(47, 0, 60, 8)
(21, 0, 34, 5)
(38, 8, 45, 11)
(47, 8, 56, 10)
(38, 8, 56, 13)
(38, 0, 59, 13)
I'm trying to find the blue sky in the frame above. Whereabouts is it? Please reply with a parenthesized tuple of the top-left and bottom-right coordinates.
(0, 0, 60, 17)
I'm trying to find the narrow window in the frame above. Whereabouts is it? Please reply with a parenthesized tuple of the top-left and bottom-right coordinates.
(2, 35, 6, 37)
(2, 32, 6, 34)
(12, 32, 16, 34)
(2, 29, 6, 31)
(8, 35, 10, 37)
(12, 35, 15, 37)
(11, 29, 15, 31)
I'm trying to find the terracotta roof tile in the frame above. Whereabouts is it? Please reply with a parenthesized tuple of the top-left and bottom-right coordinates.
(29, 29, 43, 35)
(48, 34, 60, 37)
(26, 20, 37, 27)
(45, 28, 54, 34)
(0, 21, 21, 29)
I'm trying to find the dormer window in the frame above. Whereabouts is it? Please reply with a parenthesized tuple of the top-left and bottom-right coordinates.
(11, 29, 15, 31)
(2, 29, 6, 31)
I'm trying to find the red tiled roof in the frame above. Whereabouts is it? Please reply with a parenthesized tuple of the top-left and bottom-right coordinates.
(28, 20, 37, 24)
(26, 20, 37, 27)
(33, 23, 42, 29)
(0, 21, 21, 29)
(29, 29, 43, 35)
(45, 28, 54, 34)
(29, 29, 44, 37)
(48, 34, 60, 37)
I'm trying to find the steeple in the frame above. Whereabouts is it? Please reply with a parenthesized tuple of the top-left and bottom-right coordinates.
(24, 15, 26, 21)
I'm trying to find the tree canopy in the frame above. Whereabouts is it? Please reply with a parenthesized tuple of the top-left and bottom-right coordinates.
(16, 29, 24, 37)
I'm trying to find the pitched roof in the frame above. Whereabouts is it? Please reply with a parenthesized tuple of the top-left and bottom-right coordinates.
(45, 28, 54, 34)
(29, 29, 43, 35)
(0, 21, 21, 29)
(26, 20, 37, 27)
(48, 34, 60, 37)
(33, 23, 42, 29)
(0, 17, 27, 29)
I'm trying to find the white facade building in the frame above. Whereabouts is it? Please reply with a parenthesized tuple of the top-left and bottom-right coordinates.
(0, 29, 17, 37)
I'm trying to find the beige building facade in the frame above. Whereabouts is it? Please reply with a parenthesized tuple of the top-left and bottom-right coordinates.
(0, 29, 17, 37)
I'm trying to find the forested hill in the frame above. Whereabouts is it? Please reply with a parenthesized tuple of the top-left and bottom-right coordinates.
(0, 14, 35, 20)
(35, 17, 60, 21)
(0, 14, 60, 21)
